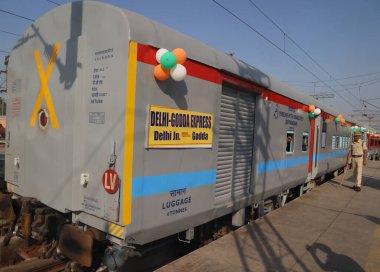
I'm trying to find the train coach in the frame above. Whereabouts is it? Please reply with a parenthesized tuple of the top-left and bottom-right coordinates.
(1, 1, 363, 270)
(367, 129, 380, 160)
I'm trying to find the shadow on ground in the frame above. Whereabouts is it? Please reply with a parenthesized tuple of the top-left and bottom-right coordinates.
(362, 175, 380, 190)
(307, 243, 364, 272)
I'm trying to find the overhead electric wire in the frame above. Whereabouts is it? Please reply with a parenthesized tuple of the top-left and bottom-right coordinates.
(211, 0, 359, 110)
(285, 71, 380, 83)
(362, 100, 380, 111)
(248, 0, 379, 127)
(0, 8, 34, 22)
(340, 80, 380, 91)
(290, 77, 380, 89)
(246, 0, 361, 104)
(341, 71, 380, 81)
(358, 78, 380, 87)
(45, 0, 60, 6)
(0, 28, 19, 37)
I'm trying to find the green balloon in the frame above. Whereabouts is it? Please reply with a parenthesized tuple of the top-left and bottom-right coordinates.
(160, 52, 177, 69)
(335, 117, 341, 122)
(309, 112, 315, 118)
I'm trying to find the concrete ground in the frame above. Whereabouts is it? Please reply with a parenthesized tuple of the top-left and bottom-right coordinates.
(158, 160, 380, 272)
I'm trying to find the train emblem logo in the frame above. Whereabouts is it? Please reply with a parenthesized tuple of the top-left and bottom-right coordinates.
(102, 169, 119, 194)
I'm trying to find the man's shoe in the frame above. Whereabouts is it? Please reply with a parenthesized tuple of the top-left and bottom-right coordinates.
(356, 186, 361, 192)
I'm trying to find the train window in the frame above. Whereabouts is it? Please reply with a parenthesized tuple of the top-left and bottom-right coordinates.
(286, 131, 295, 153)
(321, 122, 327, 148)
(321, 133, 326, 148)
(335, 136, 340, 149)
(345, 137, 349, 148)
(332, 136, 336, 150)
(332, 136, 343, 149)
(302, 132, 309, 151)
(339, 137, 344, 149)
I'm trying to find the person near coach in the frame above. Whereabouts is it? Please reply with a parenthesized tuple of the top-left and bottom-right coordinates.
(346, 132, 367, 191)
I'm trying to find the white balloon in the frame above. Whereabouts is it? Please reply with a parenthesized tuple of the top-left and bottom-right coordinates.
(314, 108, 321, 115)
(170, 64, 187, 81)
(156, 48, 168, 63)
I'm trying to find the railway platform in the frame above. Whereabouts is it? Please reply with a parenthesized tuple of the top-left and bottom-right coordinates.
(158, 160, 380, 272)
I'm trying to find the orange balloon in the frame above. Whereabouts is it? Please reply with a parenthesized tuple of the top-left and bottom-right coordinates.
(309, 105, 315, 112)
(154, 65, 170, 80)
(338, 114, 343, 119)
(173, 48, 187, 64)
(340, 118, 345, 123)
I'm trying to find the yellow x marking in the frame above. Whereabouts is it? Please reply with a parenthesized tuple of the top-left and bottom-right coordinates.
(30, 43, 61, 128)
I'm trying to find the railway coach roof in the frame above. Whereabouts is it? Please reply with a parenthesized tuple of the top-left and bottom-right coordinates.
(125, 8, 314, 103)
(30, 1, 358, 125)
(122, 5, 358, 124)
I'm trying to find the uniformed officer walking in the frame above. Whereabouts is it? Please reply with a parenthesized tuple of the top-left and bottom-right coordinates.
(346, 132, 367, 191)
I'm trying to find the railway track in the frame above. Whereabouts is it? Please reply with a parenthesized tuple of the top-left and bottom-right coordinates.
(0, 258, 67, 272)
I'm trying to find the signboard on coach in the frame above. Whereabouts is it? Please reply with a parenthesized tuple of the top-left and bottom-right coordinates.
(148, 105, 214, 148)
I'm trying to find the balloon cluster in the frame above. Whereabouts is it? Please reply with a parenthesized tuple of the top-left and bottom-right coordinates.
(308, 105, 321, 118)
(352, 126, 365, 132)
(154, 48, 187, 81)
(335, 114, 345, 124)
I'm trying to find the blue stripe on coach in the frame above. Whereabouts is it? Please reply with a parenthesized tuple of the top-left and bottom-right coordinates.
(258, 150, 347, 174)
(132, 170, 216, 198)
(316, 150, 347, 161)
(258, 156, 309, 174)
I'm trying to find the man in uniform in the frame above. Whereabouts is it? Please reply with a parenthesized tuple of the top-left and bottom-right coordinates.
(346, 132, 367, 191)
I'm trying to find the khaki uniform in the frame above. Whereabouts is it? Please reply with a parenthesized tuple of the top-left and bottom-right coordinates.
(350, 139, 367, 187)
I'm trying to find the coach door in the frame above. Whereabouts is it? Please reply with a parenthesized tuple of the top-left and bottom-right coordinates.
(215, 84, 256, 202)
(310, 116, 322, 178)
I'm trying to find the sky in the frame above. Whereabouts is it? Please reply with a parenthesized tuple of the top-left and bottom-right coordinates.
(1, 0, 380, 130)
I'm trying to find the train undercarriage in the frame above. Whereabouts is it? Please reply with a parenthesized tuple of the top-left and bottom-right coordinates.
(0, 172, 339, 272)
